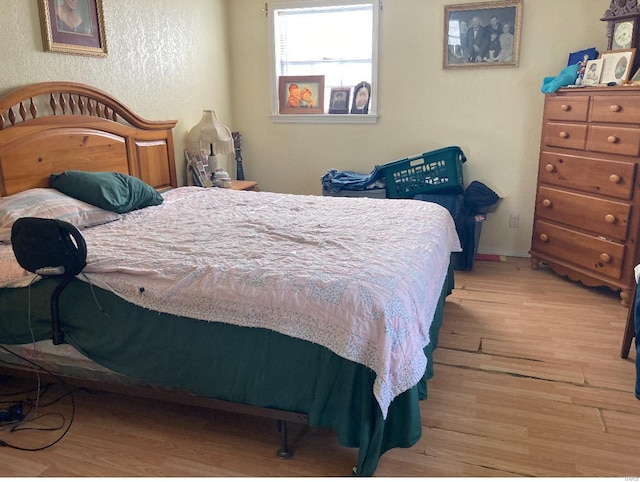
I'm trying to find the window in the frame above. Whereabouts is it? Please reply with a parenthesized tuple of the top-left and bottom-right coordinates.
(268, 0, 380, 122)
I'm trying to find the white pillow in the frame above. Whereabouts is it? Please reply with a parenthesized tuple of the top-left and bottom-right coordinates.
(0, 188, 121, 243)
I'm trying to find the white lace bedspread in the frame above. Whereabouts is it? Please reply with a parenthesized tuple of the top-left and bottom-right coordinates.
(1, 187, 461, 418)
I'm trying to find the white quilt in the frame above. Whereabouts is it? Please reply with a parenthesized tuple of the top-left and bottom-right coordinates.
(1, 187, 460, 417)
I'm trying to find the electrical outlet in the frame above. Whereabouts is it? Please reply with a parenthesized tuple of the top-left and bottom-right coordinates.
(509, 214, 520, 228)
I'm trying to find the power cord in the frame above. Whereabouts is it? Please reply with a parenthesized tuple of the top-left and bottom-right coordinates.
(0, 345, 76, 451)
(0, 272, 76, 451)
(0, 265, 111, 451)
(27, 274, 42, 414)
(79, 273, 110, 318)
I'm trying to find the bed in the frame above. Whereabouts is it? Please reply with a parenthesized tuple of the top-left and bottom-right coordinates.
(0, 82, 461, 476)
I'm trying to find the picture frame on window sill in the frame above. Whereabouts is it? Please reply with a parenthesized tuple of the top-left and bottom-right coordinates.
(328, 87, 351, 114)
(350, 81, 372, 114)
(38, 0, 107, 57)
(598, 49, 636, 85)
(443, 0, 522, 70)
(278, 75, 325, 114)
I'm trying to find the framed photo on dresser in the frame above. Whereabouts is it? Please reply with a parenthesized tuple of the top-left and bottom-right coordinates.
(599, 49, 636, 85)
(38, 0, 108, 57)
(582, 59, 604, 86)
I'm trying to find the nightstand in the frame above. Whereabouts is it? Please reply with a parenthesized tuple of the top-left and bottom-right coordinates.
(230, 180, 258, 191)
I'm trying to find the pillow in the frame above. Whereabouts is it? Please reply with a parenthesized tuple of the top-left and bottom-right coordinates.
(50, 171, 163, 214)
(0, 188, 121, 243)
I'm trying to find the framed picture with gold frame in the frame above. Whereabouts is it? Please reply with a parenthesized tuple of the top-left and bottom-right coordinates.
(278, 75, 325, 114)
(599, 49, 636, 85)
(443, 0, 523, 69)
(38, 0, 108, 57)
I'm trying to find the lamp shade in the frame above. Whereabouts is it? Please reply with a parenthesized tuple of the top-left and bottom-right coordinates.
(187, 110, 234, 156)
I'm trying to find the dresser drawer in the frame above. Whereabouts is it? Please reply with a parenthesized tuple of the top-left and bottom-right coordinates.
(536, 186, 630, 240)
(590, 95, 640, 124)
(543, 123, 587, 150)
(544, 96, 589, 122)
(532, 220, 625, 279)
(587, 125, 640, 156)
(539, 151, 635, 200)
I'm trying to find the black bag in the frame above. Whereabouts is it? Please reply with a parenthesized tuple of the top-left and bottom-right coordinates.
(11, 217, 87, 277)
(463, 181, 500, 214)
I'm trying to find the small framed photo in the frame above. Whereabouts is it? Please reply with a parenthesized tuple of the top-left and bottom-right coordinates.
(328, 87, 351, 114)
(443, 0, 523, 69)
(278, 75, 325, 114)
(598, 49, 636, 85)
(582, 59, 604, 86)
(38, 0, 108, 57)
(351, 81, 372, 114)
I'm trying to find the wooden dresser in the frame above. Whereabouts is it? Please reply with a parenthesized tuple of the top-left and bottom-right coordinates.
(530, 86, 640, 306)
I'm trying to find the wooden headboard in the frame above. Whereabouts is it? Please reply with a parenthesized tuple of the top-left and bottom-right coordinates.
(0, 82, 178, 197)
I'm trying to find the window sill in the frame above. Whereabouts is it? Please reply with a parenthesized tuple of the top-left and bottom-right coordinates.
(270, 113, 379, 124)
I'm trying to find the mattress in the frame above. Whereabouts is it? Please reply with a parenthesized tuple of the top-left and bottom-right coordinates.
(1, 187, 460, 418)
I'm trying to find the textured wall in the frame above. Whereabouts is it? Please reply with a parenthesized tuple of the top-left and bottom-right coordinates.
(227, 0, 611, 257)
(0, 0, 614, 257)
(0, 0, 232, 186)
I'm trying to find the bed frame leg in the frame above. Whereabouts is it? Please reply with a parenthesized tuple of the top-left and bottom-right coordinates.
(276, 419, 293, 459)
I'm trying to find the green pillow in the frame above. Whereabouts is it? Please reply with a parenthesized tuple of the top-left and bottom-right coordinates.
(50, 171, 163, 214)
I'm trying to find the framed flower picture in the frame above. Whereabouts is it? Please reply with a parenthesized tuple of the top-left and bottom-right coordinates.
(278, 76, 325, 114)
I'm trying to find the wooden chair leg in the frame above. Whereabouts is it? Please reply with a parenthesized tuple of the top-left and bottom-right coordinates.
(621, 285, 636, 359)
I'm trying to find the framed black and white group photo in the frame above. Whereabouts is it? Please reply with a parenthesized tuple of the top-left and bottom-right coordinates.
(443, 0, 522, 69)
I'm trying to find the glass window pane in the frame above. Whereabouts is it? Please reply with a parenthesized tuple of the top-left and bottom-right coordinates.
(271, 1, 377, 115)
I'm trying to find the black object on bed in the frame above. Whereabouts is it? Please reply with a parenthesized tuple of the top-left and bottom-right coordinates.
(11, 217, 87, 345)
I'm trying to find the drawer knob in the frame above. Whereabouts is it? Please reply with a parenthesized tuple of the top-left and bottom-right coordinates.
(561, 104, 571, 111)
(600, 253, 611, 263)
(609, 174, 621, 184)
(539, 233, 549, 242)
(559, 131, 569, 139)
(609, 104, 622, 112)
(542, 199, 552, 208)
(607, 135, 619, 144)
(605, 214, 616, 224)
(545, 163, 556, 173)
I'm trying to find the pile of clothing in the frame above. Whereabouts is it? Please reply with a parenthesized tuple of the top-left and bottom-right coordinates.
(321, 166, 384, 194)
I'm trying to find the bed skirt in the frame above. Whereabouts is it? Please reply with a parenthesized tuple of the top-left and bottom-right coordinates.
(0, 267, 453, 476)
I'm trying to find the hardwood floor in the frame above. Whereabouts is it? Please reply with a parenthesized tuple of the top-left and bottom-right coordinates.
(1, 257, 638, 476)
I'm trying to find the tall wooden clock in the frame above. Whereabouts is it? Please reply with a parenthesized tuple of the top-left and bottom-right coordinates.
(602, 0, 640, 76)
(602, 1, 640, 49)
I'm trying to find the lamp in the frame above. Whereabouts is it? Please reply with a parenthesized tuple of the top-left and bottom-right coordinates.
(187, 110, 234, 174)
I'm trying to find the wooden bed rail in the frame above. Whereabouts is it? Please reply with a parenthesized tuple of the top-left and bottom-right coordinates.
(0, 364, 307, 459)
(0, 81, 177, 131)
